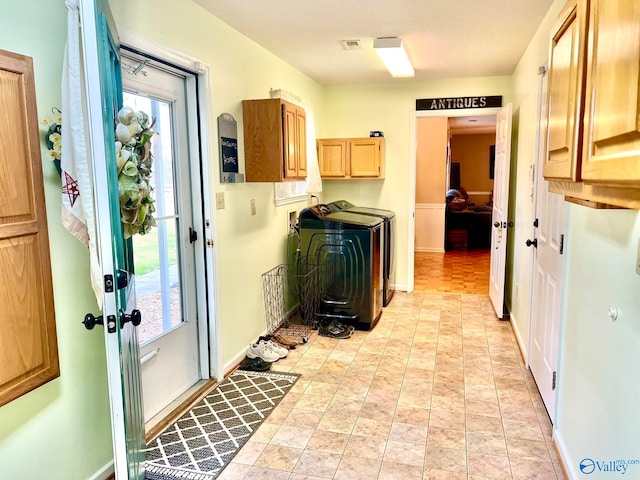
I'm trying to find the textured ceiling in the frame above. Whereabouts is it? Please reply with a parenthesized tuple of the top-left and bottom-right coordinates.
(194, 0, 554, 85)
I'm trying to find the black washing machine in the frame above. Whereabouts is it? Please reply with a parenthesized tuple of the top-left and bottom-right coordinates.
(299, 204, 384, 330)
(329, 200, 396, 306)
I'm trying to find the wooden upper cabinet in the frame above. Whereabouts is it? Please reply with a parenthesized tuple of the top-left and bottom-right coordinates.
(317, 139, 347, 177)
(317, 137, 385, 179)
(581, 0, 640, 184)
(543, 0, 588, 181)
(242, 98, 307, 182)
(350, 138, 383, 177)
(0, 49, 59, 407)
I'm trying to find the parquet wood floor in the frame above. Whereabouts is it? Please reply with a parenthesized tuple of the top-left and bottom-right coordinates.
(414, 249, 490, 294)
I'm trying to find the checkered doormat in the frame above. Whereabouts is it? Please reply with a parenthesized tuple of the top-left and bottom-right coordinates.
(145, 370, 300, 480)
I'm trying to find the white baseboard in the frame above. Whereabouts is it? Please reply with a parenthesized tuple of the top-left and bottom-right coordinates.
(390, 284, 407, 292)
(414, 247, 445, 253)
(509, 312, 528, 366)
(88, 461, 113, 480)
(223, 346, 252, 377)
(553, 429, 577, 479)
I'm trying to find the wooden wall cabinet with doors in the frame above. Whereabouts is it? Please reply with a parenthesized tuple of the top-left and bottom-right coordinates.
(317, 137, 385, 179)
(242, 98, 307, 182)
(543, 0, 640, 208)
(0, 49, 59, 407)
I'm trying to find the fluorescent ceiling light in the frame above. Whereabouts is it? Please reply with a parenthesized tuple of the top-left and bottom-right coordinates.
(373, 37, 414, 77)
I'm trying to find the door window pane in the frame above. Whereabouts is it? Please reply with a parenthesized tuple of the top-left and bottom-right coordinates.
(123, 92, 183, 345)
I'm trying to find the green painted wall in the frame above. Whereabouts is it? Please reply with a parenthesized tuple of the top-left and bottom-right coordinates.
(556, 208, 640, 476)
(0, 2, 113, 479)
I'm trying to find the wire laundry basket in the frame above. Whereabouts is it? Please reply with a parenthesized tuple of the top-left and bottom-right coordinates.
(262, 259, 320, 342)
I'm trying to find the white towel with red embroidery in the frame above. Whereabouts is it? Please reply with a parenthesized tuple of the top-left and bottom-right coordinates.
(61, 0, 103, 308)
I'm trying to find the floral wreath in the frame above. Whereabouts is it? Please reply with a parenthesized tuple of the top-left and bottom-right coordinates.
(41, 107, 62, 175)
(115, 107, 157, 239)
(41, 106, 157, 238)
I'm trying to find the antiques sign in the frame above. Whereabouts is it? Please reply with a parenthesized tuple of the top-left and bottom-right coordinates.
(416, 95, 502, 111)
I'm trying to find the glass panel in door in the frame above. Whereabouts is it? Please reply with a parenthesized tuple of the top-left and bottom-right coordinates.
(123, 93, 183, 344)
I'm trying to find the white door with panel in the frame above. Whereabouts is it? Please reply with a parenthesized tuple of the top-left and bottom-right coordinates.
(529, 69, 566, 420)
(121, 51, 203, 422)
(489, 103, 513, 318)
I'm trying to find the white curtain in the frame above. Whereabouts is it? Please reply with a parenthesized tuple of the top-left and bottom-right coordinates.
(62, 0, 103, 308)
(270, 88, 322, 193)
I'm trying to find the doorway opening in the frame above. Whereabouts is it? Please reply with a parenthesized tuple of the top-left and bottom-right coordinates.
(120, 48, 211, 426)
(412, 112, 497, 295)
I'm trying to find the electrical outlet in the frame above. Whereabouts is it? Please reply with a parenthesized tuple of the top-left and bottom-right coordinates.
(216, 192, 225, 210)
(250, 199, 256, 216)
(288, 210, 297, 233)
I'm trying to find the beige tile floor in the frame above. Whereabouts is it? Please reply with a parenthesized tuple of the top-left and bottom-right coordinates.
(219, 292, 566, 480)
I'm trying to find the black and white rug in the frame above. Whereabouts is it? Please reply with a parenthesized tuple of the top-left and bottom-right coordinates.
(145, 370, 300, 480)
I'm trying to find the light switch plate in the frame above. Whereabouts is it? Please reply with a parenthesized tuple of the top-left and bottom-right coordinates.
(216, 192, 225, 210)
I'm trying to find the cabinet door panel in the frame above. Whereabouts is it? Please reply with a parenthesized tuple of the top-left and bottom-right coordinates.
(0, 50, 58, 406)
(283, 104, 298, 178)
(582, 0, 640, 183)
(544, 1, 586, 181)
(317, 140, 347, 177)
(296, 108, 307, 177)
(350, 138, 380, 177)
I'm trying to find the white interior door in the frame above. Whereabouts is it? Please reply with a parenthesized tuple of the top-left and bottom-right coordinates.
(489, 103, 513, 318)
(529, 69, 566, 420)
(121, 52, 203, 423)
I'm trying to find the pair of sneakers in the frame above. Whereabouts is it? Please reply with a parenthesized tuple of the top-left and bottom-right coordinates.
(247, 339, 288, 363)
(318, 319, 355, 339)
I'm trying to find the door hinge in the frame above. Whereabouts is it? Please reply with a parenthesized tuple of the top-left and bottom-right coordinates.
(559, 234, 564, 254)
(552, 371, 557, 390)
(189, 227, 198, 243)
(533, 218, 539, 228)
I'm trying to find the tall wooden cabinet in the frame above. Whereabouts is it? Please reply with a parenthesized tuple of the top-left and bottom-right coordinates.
(317, 137, 385, 179)
(242, 98, 307, 182)
(0, 49, 59, 406)
(543, 0, 640, 208)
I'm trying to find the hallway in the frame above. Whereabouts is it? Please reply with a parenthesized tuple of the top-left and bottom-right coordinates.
(218, 290, 564, 479)
(414, 250, 491, 295)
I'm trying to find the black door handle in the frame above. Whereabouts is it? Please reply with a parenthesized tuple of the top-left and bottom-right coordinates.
(120, 309, 142, 328)
(494, 221, 500, 228)
(82, 313, 103, 330)
(525, 238, 537, 248)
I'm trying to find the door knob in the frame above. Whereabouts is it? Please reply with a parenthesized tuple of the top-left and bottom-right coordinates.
(120, 309, 142, 328)
(525, 238, 537, 248)
(82, 313, 103, 330)
(494, 221, 500, 227)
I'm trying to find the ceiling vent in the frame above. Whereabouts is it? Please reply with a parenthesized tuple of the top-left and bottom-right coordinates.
(341, 40, 362, 51)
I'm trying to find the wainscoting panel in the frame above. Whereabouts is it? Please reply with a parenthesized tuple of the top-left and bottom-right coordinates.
(415, 203, 445, 252)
